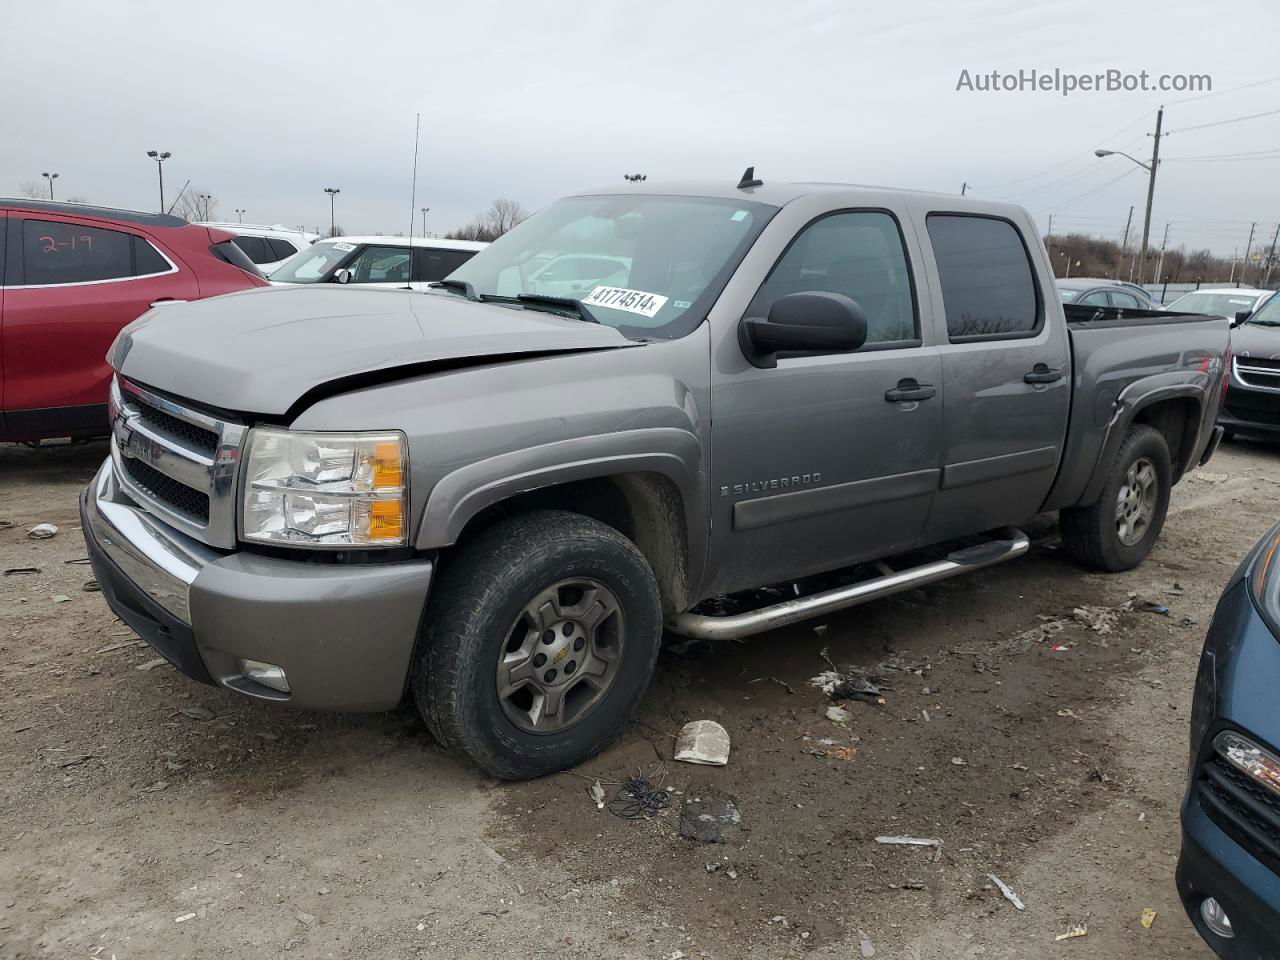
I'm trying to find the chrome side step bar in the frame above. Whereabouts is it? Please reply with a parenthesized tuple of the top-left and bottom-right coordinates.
(666, 527, 1030, 640)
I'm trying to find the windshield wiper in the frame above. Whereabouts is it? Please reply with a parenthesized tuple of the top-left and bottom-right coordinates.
(515, 293, 600, 324)
(428, 279, 481, 301)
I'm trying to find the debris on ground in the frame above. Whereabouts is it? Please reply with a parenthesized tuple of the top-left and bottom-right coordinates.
(51, 594, 71, 603)
(876, 835, 943, 862)
(973, 654, 995, 674)
(3, 567, 39, 576)
(27, 523, 58, 539)
(589, 779, 606, 810)
(859, 930, 876, 956)
(142, 780, 170, 793)
(1055, 923, 1088, 941)
(988, 873, 1025, 910)
(810, 648, 924, 705)
(1138, 602, 1170, 616)
(178, 706, 215, 721)
(295, 911, 316, 927)
(82, 579, 101, 593)
(674, 720, 730, 766)
(95, 639, 143, 654)
(608, 771, 671, 821)
(135, 658, 167, 672)
(1140, 908, 1157, 929)
(825, 705, 851, 724)
(950, 756, 967, 766)
(174, 912, 197, 923)
(805, 742, 858, 762)
(678, 790, 741, 843)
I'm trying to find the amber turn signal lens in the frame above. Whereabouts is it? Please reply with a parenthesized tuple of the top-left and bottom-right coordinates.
(368, 499, 404, 541)
(372, 441, 404, 489)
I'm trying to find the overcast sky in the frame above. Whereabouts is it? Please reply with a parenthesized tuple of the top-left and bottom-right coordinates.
(5, 0, 1279, 256)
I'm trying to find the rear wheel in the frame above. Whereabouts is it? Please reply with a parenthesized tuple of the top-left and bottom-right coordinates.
(413, 510, 662, 779)
(1061, 424, 1172, 572)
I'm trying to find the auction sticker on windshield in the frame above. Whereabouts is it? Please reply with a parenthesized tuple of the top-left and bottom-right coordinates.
(584, 286, 669, 318)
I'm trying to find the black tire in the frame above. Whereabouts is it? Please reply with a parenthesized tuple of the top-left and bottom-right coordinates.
(1060, 423, 1172, 572)
(413, 510, 662, 779)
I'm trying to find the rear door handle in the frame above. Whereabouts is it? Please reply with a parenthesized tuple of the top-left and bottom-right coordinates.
(885, 379, 937, 403)
(1024, 363, 1063, 384)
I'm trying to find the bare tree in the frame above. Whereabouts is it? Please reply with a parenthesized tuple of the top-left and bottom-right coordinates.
(327, 224, 345, 238)
(65, 195, 90, 204)
(17, 179, 44, 199)
(171, 189, 218, 222)
(446, 198, 528, 242)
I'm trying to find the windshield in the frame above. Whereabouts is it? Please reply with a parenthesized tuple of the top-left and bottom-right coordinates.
(1165, 291, 1265, 318)
(1247, 292, 1280, 326)
(269, 240, 357, 283)
(443, 194, 773, 338)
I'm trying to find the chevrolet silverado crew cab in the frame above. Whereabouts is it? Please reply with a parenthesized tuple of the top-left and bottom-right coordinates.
(83, 174, 1229, 778)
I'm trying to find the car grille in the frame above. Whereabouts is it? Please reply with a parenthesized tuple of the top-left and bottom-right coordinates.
(110, 377, 247, 549)
(122, 457, 210, 523)
(1234, 357, 1280, 391)
(1225, 398, 1280, 425)
(1198, 753, 1280, 874)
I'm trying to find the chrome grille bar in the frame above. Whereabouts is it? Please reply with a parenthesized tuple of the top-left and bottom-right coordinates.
(110, 376, 247, 549)
(1235, 358, 1280, 393)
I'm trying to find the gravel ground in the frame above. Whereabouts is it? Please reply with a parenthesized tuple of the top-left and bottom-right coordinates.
(2, 437, 1275, 959)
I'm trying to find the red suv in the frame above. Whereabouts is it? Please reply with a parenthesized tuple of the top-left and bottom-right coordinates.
(1, 200, 267, 443)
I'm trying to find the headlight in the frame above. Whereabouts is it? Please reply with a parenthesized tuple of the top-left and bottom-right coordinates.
(242, 428, 408, 547)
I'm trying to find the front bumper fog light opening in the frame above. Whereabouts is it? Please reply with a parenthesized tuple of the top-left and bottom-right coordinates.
(1200, 897, 1234, 939)
(239, 658, 290, 693)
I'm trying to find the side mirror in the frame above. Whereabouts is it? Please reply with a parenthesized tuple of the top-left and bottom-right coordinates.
(739, 292, 869, 369)
(333, 268, 353, 285)
(1234, 310, 1252, 327)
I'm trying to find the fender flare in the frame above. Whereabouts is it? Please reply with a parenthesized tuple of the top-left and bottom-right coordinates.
(416, 427, 707, 589)
(1078, 380, 1205, 506)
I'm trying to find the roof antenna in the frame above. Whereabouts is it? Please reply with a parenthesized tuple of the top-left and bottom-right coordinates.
(404, 111, 421, 290)
(737, 166, 763, 190)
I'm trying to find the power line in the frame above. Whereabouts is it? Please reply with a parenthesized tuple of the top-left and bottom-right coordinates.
(1163, 72, 1280, 107)
(1164, 107, 1280, 135)
(972, 110, 1154, 191)
(1053, 167, 1140, 211)
(1165, 153, 1280, 163)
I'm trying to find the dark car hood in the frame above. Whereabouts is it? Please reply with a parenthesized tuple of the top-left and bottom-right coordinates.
(111, 286, 639, 416)
(1231, 321, 1280, 360)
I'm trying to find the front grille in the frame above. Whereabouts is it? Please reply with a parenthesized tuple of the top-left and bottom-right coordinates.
(1198, 753, 1280, 874)
(133, 401, 218, 456)
(1241, 355, 1280, 371)
(111, 377, 246, 548)
(122, 457, 210, 523)
(1235, 358, 1280, 391)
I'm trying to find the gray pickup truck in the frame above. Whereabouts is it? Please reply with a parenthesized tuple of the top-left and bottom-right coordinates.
(82, 175, 1229, 778)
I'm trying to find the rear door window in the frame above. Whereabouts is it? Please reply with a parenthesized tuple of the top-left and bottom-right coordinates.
(20, 219, 134, 285)
(265, 237, 298, 261)
(412, 247, 479, 283)
(132, 236, 171, 275)
(1110, 291, 1141, 309)
(1078, 290, 1110, 306)
(232, 235, 273, 264)
(926, 215, 1041, 340)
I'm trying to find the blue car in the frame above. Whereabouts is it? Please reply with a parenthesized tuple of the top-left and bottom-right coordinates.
(1180, 521, 1280, 956)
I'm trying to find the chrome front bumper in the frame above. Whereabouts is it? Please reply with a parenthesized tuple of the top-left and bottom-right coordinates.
(83, 459, 435, 711)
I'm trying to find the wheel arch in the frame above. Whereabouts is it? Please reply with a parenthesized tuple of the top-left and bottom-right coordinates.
(416, 428, 705, 614)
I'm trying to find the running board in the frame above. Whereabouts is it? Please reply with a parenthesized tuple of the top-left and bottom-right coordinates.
(666, 527, 1030, 640)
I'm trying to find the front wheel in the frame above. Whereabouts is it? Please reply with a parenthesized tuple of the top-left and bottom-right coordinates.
(413, 510, 662, 779)
(1060, 423, 1172, 572)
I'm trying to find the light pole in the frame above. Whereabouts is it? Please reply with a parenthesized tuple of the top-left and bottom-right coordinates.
(198, 193, 213, 221)
(41, 172, 59, 200)
(146, 150, 172, 212)
(421, 206, 429, 236)
(1095, 105, 1163, 284)
(324, 187, 340, 237)
(235, 208, 246, 223)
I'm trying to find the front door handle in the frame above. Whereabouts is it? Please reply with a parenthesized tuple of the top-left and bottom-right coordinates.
(1024, 363, 1063, 384)
(885, 378, 937, 403)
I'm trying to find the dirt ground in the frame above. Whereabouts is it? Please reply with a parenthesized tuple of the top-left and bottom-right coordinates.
(2, 438, 1276, 960)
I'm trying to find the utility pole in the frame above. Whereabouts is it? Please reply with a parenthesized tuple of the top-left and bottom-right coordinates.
(1154, 222, 1171, 285)
(1242, 222, 1257, 287)
(323, 187, 340, 237)
(1263, 223, 1280, 288)
(961, 182, 968, 196)
(1046, 214, 1053, 242)
(1115, 205, 1134, 280)
(1138, 106, 1163, 284)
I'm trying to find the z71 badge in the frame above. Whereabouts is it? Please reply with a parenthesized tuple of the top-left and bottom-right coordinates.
(720, 473, 822, 497)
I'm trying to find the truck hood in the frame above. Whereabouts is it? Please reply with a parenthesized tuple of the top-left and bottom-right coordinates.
(1231, 321, 1280, 360)
(111, 286, 640, 417)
